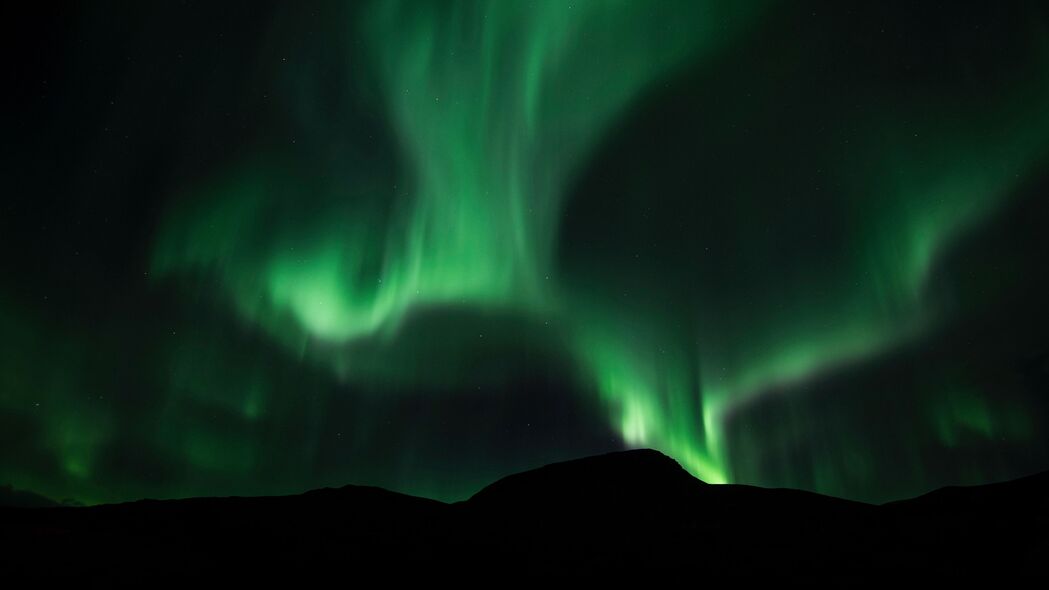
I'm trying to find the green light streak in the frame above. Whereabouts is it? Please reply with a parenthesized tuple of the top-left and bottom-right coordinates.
(148, 0, 1049, 491)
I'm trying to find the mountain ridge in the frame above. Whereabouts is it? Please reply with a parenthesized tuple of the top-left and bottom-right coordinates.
(3, 449, 1046, 578)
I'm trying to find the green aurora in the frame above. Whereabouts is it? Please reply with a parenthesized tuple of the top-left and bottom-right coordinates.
(4, 0, 1049, 504)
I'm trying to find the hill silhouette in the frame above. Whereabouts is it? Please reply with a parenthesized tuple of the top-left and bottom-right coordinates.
(2, 449, 1045, 579)
(0, 484, 58, 508)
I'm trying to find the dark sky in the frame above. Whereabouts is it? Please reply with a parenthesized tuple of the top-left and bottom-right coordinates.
(3, 0, 1049, 505)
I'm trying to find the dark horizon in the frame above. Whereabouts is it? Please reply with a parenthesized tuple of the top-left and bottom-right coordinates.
(5, 449, 1047, 578)
(5, 446, 1049, 509)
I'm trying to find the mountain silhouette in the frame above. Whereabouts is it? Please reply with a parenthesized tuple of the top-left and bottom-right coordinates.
(3, 449, 1045, 579)
(0, 484, 58, 508)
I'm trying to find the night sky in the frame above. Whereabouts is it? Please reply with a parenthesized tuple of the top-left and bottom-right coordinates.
(4, 0, 1049, 506)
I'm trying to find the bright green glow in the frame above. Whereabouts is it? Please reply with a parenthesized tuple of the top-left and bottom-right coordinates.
(147, 0, 1049, 492)
(569, 79, 1049, 483)
(573, 310, 726, 483)
(156, 0, 764, 351)
(9, 1, 1048, 506)
(266, 236, 385, 340)
(150, 0, 772, 478)
(363, 0, 751, 322)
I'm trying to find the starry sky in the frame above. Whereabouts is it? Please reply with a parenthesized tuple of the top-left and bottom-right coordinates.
(4, 0, 1049, 505)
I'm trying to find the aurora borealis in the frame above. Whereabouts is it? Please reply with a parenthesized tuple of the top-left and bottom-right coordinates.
(4, 0, 1049, 505)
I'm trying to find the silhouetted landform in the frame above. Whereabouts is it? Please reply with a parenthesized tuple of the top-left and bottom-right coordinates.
(0, 484, 58, 508)
(3, 450, 1046, 579)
